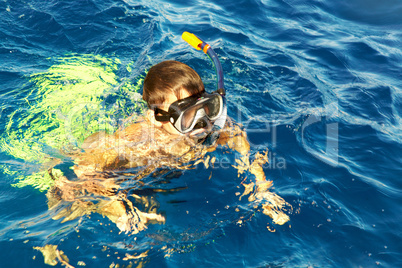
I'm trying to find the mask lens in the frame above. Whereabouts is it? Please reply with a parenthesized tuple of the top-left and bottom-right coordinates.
(176, 93, 223, 133)
(204, 95, 221, 118)
(181, 104, 199, 130)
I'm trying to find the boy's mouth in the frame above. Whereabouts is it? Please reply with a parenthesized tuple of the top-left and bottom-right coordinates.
(188, 127, 212, 143)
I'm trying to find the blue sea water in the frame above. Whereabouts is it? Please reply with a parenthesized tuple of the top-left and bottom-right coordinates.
(1, 0, 401, 267)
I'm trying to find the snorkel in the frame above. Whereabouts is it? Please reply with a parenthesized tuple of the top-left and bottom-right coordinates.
(182, 32, 227, 145)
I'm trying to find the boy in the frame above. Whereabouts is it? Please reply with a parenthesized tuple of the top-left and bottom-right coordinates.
(48, 60, 289, 234)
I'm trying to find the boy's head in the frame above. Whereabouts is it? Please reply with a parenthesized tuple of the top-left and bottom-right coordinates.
(143, 60, 226, 141)
(143, 61, 206, 135)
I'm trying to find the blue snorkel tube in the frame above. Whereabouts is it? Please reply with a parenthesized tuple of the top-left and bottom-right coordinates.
(182, 32, 227, 145)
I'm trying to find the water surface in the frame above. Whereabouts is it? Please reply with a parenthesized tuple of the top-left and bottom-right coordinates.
(1, 0, 401, 267)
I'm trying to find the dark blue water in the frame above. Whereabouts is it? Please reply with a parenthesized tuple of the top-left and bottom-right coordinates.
(1, 0, 401, 267)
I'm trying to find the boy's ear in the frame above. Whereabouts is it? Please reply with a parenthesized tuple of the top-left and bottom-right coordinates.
(146, 109, 163, 127)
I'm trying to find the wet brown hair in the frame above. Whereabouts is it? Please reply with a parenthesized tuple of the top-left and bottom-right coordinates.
(142, 60, 204, 106)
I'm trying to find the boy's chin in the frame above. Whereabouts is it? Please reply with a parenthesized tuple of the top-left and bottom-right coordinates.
(188, 128, 211, 142)
(189, 128, 206, 136)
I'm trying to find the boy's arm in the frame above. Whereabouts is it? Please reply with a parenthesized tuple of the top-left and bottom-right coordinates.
(216, 121, 291, 225)
(217, 123, 250, 155)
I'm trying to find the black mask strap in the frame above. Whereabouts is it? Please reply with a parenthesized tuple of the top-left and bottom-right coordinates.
(154, 107, 171, 122)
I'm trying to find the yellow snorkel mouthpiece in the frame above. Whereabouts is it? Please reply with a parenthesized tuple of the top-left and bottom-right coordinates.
(182, 31, 203, 50)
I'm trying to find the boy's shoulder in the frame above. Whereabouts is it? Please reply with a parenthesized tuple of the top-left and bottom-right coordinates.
(216, 118, 250, 155)
(115, 118, 148, 141)
(80, 118, 149, 150)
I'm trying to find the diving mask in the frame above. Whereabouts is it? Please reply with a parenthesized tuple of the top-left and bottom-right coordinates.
(154, 91, 225, 134)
